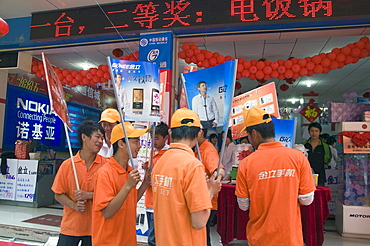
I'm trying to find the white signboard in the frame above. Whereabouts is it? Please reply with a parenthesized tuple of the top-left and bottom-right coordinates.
(15, 160, 38, 202)
(0, 159, 18, 200)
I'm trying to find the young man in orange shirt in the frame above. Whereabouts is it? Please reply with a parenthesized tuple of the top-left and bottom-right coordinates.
(235, 107, 316, 246)
(195, 127, 225, 246)
(92, 122, 150, 246)
(51, 120, 106, 246)
(143, 122, 169, 246)
(98, 108, 121, 158)
(152, 108, 222, 246)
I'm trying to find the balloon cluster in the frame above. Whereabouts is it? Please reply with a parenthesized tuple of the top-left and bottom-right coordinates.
(342, 91, 358, 103)
(178, 37, 370, 92)
(31, 51, 139, 87)
(363, 92, 370, 98)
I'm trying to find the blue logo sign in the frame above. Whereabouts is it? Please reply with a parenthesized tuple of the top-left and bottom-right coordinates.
(147, 49, 160, 62)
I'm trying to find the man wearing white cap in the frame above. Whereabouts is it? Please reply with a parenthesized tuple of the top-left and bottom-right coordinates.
(235, 107, 316, 246)
(98, 108, 121, 158)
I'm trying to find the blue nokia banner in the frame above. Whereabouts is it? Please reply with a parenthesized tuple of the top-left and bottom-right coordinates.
(3, 85, 63, 151)
(139, 32, 173, 70)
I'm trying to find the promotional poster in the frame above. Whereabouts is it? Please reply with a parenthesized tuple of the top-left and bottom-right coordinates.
(182, 60, 237, 131)
(42, 53, 72, 131)
(231, 82, 280, 139)
(107, 58, 161, 122)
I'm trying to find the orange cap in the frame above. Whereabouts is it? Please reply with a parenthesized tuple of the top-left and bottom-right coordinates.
(111, 122, 149, 144)
(171, 108, 201, 128)
(99, 108, 120, 123)
(240, 107, 272, 133)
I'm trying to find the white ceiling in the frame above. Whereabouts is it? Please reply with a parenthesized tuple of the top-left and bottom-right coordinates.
(1, 0, 370, 108)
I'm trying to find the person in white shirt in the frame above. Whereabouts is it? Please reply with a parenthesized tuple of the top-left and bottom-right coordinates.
(221, 130, 236, 180)
(98, 108, 120, 158)
(327, 136, 340, 169)
(191, 81, 219, 129)
(115, 73, 129, 113)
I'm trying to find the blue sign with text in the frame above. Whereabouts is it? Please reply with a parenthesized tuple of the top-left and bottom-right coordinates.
(139, 32, 173, 70)
(2, 85, 63, 151)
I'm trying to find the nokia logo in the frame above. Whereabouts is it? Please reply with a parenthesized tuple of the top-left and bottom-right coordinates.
(17, 98, 52, 114)
(349, 214, 370, 218)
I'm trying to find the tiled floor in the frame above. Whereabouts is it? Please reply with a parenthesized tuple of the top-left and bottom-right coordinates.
(0, 204, 369, 246)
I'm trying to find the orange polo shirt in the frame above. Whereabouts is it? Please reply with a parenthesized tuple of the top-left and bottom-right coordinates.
(51, 151, 106, 236)
(235, 142, 316, 246)
(152, 143, 212, 246)
(145, 148, 168, 209)
(195, 139, 224, 209)
(92, 157, 137, 246)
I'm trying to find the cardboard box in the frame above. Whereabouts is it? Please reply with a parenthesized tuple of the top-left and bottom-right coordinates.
(329, 103, 370, 122)
(336, 122, 370, 132)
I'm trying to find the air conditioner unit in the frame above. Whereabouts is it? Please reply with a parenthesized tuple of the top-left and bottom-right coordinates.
(0, 52, 32, 73)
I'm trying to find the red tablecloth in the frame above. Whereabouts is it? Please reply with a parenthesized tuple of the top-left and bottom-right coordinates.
(217, 184, 331, 246)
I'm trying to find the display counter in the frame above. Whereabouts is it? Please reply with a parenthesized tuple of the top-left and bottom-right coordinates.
(217, 184, 331, 246)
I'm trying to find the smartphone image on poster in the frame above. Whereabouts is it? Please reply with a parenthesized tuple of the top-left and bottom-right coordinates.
(150, 88, 160, 116)
(132, 88, 144, 114)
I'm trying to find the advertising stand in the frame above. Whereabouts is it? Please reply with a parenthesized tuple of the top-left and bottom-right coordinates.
(335, 122, 370, 238)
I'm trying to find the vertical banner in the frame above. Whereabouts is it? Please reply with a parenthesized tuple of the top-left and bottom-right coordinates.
(42, 53, 72, 131)
(231, 82, 280, 139)
(107, 58, 161, 122)
(139, 32, 173, 124)
(272, 118, 297, 148)
(0, 159, 17, 201)
(182, 60, 237, 131)
(15, 160, 38, 202)
(180, 65, 198, 109)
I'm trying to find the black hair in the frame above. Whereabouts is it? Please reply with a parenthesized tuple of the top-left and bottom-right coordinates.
(326, 136, 337, 146)
(171, 119, 200, 141)
(221, 130, 232, 141)
(115, 73, 122, 78)
(153, 121, 169, 138)
(196, 81, 206, 88)
(201, 128, 208, 138)
(308, 122, 322, 132)
(78, 120, 105, 148)
(320, 133, 330, 141)
(209, 133, 218, 140)
(112, 138, 126, 155)
(246, 115, 275, 139)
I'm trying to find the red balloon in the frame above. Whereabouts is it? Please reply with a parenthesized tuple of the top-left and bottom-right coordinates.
(236, 72, 242, 79)
(182, 43, 190, 51)
(237, 63, 244, 73)
(329, 61, 339, 70)
(36, 71, 42, 78)
(193, 48, 201, 55)
(217, 55, 225, 64)
(263, 74, 271, 81)
(270, 70, 279, 78)
(360, 49, 369, 58)
(242, 69, 250, 78)
(71, 70, 78, 77)
(213, 52, 220, 58)
(75, 73, 83, 82)
(280, 84, 289, 91)
(292, 73, 300, 79)
(102, 65, 109, 72)
(86, 73, 93, 80)
(350, 48, 361, 57)
(243, 61, 251, 69)
(225, 55, 233, 61)
(332, 48, 341, 54)
(327, 52, 336, 61)
(66, 74, 73, 82)
(185, 49, 194, 57)
(209, 57, 217, 66)
(344, 56, 353, 64)
(104, 72, 111, 80)
(312, 55, 322, 65)
(306, 62, 315, 71)
(0, 18, 10, 37)
(256, 61, 265, 70)
(205, 51, 213, 59)
(93, 76, 100, 83)
(251, 59, 258, 65)
(97, 70, 104, 77)
(249, 66, 258, 74)
(278, 74, 285, 80)
(321, 58, 331, 67)
(203, 59, 210, 68)
(366, 41, 370, 51)
(112, 48, 123, 58)
(190, 44, 198, 50)
(277, 59, 284, 65)
(277, 65, 286, 74)
(284, 60, 293, 69)
(57, 73, 64, 81)
(32, 65, 38, 74)
(191, 56, 198, 64)
(291, 64, 301, 73)
(338, 62, 345, 69)
(352, 57, 360, 63)
(235, 81, 242, 90)
(185, 57, 192, 64)
(322, 68, 330, 74)
(197, 61, 203, 67)
(284, 70, 293, 78)
(313, 65, 323, 74)
(249, 74, 256, 80)
(263, 65, 272, 75)
(178, 51, 186, 59)
(307, 70, 314, 76)
(238, 58, 245, 64)
(336, 53, 346, 63)
(255, 70, 264, 80)
(360, 37, 370, 43)
(197, 53, 205, 62)
(297, 59, 307, 67)
(90, 68, 98, 75)
(299, 68, 308, 76)
(355, 41, 366, 49)
(270, 61, 279, 70)
(341, 46, 351, 55)
(82, 78, 90, 85)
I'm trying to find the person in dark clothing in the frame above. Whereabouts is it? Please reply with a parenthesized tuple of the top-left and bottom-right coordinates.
(303, 122, 332, 186)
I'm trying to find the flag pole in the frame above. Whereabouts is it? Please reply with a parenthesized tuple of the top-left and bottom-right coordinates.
(64, 122, 80, 190)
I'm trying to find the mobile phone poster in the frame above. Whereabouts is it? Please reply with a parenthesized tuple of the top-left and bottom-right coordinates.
(182, 60, 237, 130)
(107, 58, 161, 122)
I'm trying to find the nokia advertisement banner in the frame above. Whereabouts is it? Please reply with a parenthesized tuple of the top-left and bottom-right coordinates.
(3, 85, 64, 151)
